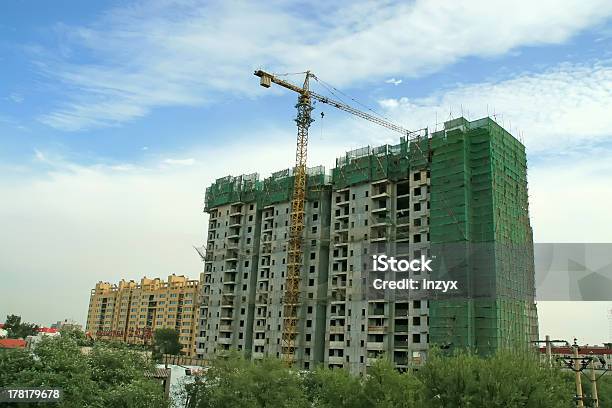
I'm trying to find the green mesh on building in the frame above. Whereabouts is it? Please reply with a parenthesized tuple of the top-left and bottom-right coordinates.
(259, 166, 330, 206)
(331, 130, 429, 189)
(204, 173, 262, 211)
(428, 117, 538, 355)
(204, 167, 330, 210)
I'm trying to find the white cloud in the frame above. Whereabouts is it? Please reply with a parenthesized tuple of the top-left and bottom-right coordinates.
(378, 61, 612, 153)
(35, 0, 612, 130)
(34, 150, 46, 162)
(385, 78, 402, 86)
(529, 148, 612, 243)
(163, 157, 196, 166)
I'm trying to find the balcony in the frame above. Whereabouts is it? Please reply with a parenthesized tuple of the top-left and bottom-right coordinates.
(330, 289, 346, 302)
(221, 298, 235, 308)
(371, 190, 389, 199)
(368, 325, 388, 334)
(371, 206, 388, 214)
(333, 232, 349, 246)
(367, 342, 385, 351)
(329, 341, 344, 349)
(261, 243, 272, 255)
(225, 249, 239, 261)
(254, 338, 265, 346)
(229, 216, 242, 227)
(394, 340, 410, 349)
(396, 229, 410, 242)
(396, 215, 410, 226)
(229, 204, 243, 217)
(394, 324, 409, 332)
(370, 232, 388, 242)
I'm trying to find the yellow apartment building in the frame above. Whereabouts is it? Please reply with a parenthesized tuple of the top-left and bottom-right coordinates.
(86, 274, 200, 356)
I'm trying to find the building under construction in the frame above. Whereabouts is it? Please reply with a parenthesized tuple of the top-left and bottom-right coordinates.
(196, 116, 539, 373)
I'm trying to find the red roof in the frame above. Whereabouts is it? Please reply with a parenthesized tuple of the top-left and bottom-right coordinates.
(539, 347, 612, 355)
(0, 339, 27, 348)
(0, 323, 4, 328)
(37, 327, 58, 333)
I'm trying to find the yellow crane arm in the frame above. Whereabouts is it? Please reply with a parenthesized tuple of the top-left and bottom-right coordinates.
(255, 69, 416, 137)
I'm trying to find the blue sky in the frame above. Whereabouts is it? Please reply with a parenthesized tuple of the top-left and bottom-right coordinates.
(1, 0, 612, 343)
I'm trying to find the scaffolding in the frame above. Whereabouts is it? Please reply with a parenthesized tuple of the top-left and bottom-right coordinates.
(260, 166, 331, 206)
(204, 173, 262, 211)
(428, 117, 538, 355)
(332, 129, 429, 189)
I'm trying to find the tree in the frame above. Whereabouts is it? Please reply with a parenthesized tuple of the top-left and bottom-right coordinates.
(153, 328, 182, 360)
(0, 335, 168, 408)
(184, 352, 308, 408)
(4, 314, 39, 339)
(60, 326, 90, 346)
(305, 365, 365, 408)
(4, 314, 21, 332)
(361, 358, 423, 408)
(417, 349, 572, 408)
(180, 351, 583, 407)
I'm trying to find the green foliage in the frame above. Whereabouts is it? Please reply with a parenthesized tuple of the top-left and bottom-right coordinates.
(182, 350, 585, 408)
(153, 328, 182, 360)
(361, 358, 422, 408)
(305, 358, 422, 408)
(595, 373, 612, 406)
(4, 314, 39, 339)
(418, 349, 573, 408)
(59, 326, 90, 346)
(305, 365, 364, 408)
(0, 336, 168, 408)
(185, 352, 308, 408)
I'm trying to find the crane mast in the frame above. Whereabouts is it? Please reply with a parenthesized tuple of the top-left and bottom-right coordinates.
(255, 69, 413, 367)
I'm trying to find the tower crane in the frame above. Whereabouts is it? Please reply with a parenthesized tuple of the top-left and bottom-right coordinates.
(254, 69, 424, 367)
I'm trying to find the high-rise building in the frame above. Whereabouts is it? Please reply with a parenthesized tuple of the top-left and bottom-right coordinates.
(197, 168, 332, 369)
(86, 274, 200, 355)
(197, 116, 539, 371)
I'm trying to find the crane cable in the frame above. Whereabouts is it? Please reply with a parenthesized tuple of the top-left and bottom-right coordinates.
(312, 76, 396, 126)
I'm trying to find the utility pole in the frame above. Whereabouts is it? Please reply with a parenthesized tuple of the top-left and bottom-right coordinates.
(589, 355, 599, 408)
(546, 335, 552, 367)
(556, 338, 610, 408)
(573, 344, 585, 408)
